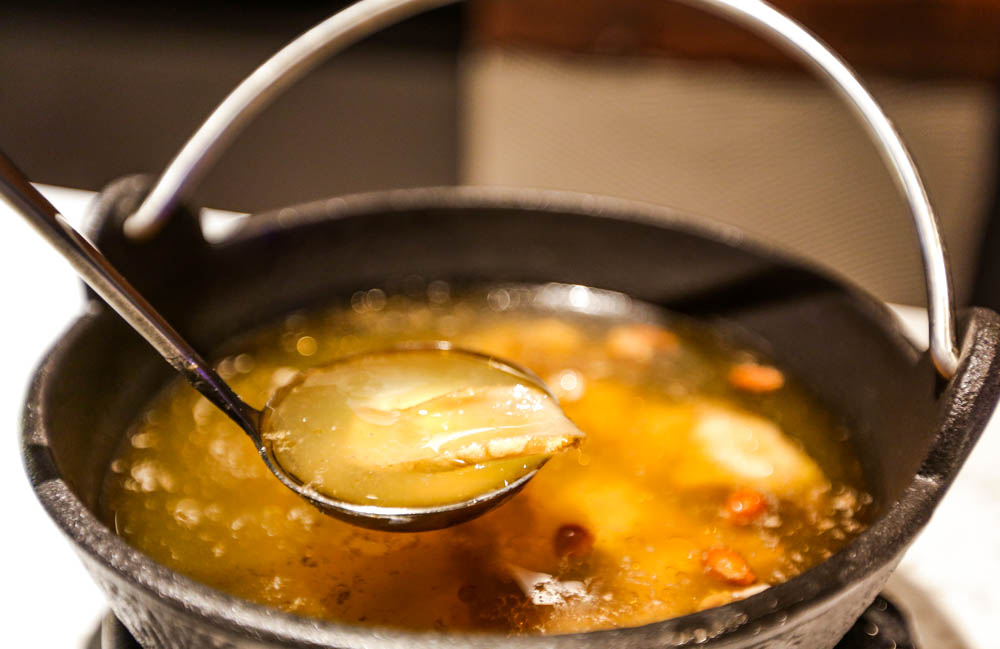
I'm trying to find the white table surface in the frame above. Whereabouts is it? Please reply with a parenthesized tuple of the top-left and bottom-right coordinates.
(2, 186, 997, 648)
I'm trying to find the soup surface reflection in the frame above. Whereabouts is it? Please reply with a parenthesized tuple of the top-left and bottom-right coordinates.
(101, 285, 870, 633)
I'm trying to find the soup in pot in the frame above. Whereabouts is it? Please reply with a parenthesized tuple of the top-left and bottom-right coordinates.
(100, 284, 870, 633)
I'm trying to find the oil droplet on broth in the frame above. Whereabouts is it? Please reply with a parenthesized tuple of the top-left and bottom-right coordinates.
(261, 349, 585, 507)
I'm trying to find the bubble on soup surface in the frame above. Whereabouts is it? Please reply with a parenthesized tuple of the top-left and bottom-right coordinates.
(171, 498, 202, 528)
(129, 460, 176, 493)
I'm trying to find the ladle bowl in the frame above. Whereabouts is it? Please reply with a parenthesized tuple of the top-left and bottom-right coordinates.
(258, 341, 560, 531)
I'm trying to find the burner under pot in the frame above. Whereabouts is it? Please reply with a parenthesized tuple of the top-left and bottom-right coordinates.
(94, 594, 918, 649)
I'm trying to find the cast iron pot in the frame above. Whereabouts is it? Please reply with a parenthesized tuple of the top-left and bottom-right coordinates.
(23, 181, 1000, 649)
(20, 0, 1000, 648)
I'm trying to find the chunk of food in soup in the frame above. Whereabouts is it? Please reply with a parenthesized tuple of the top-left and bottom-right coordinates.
(683, 405, 825, 494)
(100, 286, 871, 634)
(262, 349, 584, 507)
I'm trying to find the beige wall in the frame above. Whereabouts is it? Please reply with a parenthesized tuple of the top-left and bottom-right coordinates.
(462, 49, 998, 306)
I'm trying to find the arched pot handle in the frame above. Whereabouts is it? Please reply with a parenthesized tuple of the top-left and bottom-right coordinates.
(124, 0, 961, 378)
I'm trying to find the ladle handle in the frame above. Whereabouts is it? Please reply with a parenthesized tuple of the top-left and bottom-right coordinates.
(0, 150, 261, 435)
(125, 0, 960, 378)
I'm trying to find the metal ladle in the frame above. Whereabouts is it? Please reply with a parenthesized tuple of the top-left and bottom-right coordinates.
(0, 151, 549, 532)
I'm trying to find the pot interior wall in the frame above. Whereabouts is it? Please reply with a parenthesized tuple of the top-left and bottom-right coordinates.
(40, 202, 939, 521)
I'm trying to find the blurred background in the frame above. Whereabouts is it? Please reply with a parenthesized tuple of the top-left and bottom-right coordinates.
(2, 2, 999, 648)
(1, 0, 998, 309)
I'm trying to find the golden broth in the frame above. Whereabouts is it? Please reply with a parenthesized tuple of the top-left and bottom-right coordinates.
(100, 286, 870, 633)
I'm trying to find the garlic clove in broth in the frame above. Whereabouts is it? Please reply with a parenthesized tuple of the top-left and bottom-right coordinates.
(686, 404, 826, 495)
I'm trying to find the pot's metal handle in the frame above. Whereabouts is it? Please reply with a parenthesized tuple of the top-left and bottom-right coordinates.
(124, 0, 960, 379)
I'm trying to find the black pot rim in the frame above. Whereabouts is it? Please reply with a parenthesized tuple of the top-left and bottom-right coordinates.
(22, 185, 952, 648)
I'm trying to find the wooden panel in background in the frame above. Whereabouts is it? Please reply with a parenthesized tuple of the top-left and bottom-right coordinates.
(469, 0, 1000, 80)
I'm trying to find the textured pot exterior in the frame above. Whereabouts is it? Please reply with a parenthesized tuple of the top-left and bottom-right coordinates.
(22, 179, 1000, 649)
(73, 541, 897, 649)
(72, 545, 895, 649)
